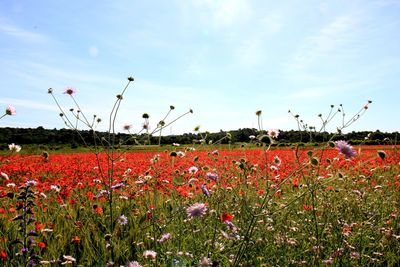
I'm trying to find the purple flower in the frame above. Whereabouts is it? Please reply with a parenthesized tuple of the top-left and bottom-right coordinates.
(117, 214, 128, 225)
(111, 183, 125, 190)
(201, 184, 210, 197)
(206, 172, 219, 182)
(158, 233, 172, 243)
(335, 140, 356, 159)
(187, 202, 207, 219)
(125, 261, 142, 267)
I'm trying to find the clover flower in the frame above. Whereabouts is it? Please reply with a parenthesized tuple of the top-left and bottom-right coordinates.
(335, 140, 356, 159)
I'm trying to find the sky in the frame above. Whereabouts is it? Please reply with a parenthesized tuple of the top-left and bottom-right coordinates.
(0, 0, 399, 135)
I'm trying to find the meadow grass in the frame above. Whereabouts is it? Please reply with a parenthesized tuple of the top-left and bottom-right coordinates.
(1, 145, 399, 266)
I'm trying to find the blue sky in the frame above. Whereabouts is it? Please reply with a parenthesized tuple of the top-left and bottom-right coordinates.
(0, 0, 399, 135)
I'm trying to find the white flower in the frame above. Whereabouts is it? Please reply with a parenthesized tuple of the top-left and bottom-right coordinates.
(125, 261, 142, 267)
(8, 143, 21, 152)
(1, 172, 9, 180)
(50, 185, 61, 192)
(267, 129, 279, 139)
(62, 255, 76, 262)
(188, 166, 199, 174)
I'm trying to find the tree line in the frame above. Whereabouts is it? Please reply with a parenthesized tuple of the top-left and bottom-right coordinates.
(0, 126, 398, 150)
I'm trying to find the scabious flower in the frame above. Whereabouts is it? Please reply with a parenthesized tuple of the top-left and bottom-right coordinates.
(123, 124, 132, 131)
(26, 180, 37, 186)
(201, 184, 211, 197)
(335, 140, 356, 159)
(64, 87, 76, 95)
(117, 214, 128, 225)
(199, 257, 212, 267)
(177, 151, 185, 157)
(125, 261, 142, 267)
(206, 172, 219, 182)
(6, 105, 16, 115)
(188, 166, 199, 174)
(268, 129, 280, 139)
(187, 202, 207, 219)
(111, 183, 125, 190)
(8, 143, 21, 152)
(158, 233, 172, 243)
(143, 250, 157, 259)
(273, 155, 281, 166)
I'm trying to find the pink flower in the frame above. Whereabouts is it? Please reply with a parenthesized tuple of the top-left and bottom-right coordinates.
(187, 202, 207, 219)
(335, 140, 356, 159)
(143, 250, 157, 259)
(267, 129, 280, 139)
(6, 105, 16, 115)
(64, 87, 76, 95)
(158, 233, 172, 243)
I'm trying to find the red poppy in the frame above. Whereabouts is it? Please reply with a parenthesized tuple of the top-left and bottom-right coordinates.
(72, 236, 81, 244)
(94, 206, 103, 215)
(38, 242, 46, 249)
(221, 213, 234, 222)
(0, 250, 6, 260)
(35, 222, 44, 231)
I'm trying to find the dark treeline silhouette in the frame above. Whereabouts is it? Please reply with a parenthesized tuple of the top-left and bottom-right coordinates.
(0, 126, 398, 149)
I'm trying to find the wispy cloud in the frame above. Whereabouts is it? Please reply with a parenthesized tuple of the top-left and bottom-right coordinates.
(0, 98, 57, 112)
(191, 0, 252, 29)
(0, 22, 48, 43)
(232, 13, 284, 68)
(286, 15, 360, 72)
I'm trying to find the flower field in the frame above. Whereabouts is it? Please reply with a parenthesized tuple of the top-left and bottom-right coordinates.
(1, 145, 399, 266)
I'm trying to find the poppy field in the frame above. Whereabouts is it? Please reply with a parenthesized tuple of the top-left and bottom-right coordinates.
(0, 144, 399, 266)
